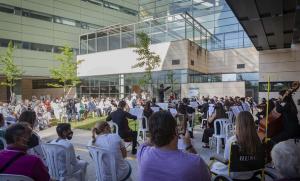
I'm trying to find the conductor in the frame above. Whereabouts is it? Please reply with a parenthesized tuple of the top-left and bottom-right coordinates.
(158, 84, 171, 103)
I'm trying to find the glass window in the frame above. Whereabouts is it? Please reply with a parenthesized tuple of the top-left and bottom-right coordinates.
(0, 4, 14, 14)
(109, 34, 120, 50)
(80, 35, 88, 54)
(0, 39, 10, 47)
(88, 33, 96, 53)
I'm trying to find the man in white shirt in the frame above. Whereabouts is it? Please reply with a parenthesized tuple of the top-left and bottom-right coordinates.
(50, 123, 88, 181)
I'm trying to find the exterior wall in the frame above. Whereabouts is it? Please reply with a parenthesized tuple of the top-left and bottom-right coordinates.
(207, 47, 259, 74)
(21, 79, 75, 100)
(77, 40, 206, 76)
(181, 81, 245, 98)
(259, 44, 300, 118)
(0, 0, 138, 77)
(188, 41, 208, 73)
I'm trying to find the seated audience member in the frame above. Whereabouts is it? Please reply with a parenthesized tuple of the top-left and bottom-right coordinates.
(18, 110, 45, 162)
(138, 111, 211, 181)
(211, 111, 263, 180)
(0, 113, 6, 150)
(202, 103, 226, 148)
(50, 123, 88, 181)
(143, 101, 153, 129)
(88, 122, 131, 180)
(106, 100, 138, 154)
(143, 101, 153, 119)
(271, 139, 300, 181)
(0, 122, 50, 180)
(177, 98, 195, 138)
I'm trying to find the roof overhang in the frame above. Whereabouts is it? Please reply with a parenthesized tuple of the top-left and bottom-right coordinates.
(226, 0, 297, 51)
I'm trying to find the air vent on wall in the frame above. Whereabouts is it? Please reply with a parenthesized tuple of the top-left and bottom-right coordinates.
(237, 64, 245, 69)
(172, 59, 180, 65)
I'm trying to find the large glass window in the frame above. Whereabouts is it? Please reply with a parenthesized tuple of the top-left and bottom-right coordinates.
(80, 35, 88, 54)
(88, 33, 96, 53)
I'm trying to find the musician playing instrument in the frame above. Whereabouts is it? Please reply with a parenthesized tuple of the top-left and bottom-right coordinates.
(271, 90, 300, 144)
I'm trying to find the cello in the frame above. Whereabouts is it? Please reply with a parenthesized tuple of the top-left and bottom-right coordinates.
(258, 81, 300, 140)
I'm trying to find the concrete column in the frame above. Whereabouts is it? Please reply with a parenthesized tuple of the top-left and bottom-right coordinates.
(119, 74, 124, 99)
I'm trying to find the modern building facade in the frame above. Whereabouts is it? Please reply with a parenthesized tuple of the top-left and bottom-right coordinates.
(0, 0, 138, 102)
(77, 0, 259, 100)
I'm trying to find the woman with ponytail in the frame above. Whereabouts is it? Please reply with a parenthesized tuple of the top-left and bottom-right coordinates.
(88, 121, 131, 181)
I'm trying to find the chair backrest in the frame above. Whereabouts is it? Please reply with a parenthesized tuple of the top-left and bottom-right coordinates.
(214, 118, 230, 136)
(225, 123, 234, 141)
(41, 143, 71, 180)
(229, 143, 265, 173)
(0, 174, 34, 181)
(140, 116, 148, 130)
(108, 121, 119, 134)
(0, 137, 7, 150)
(208, 105, 215, 117)
(87, 146, 117, 181)
(226, 111, 234, 123)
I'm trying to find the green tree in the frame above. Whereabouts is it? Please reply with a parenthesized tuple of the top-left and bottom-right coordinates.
(132, 32, 161, 94)
(0, 40, 23, 103)
(167, 70, 178, 92)
(48, 46, 83, 98)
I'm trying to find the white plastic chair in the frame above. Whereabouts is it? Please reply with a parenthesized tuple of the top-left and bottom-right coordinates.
(137, 116, 148, 142)
(41, 143, 82, 181)
(0, 174, 34, 181)
(226, 111, 234, 124)
(187, 113, 195, 132)
(87, 146, 117, 181)
(108, 121, 133, 150)
(0, 137, 7, 149)
(200, 111, 208, 128)
(225, 123, 234, 142)
(212, 118, 230, 154)
(108, 121, 119, 135)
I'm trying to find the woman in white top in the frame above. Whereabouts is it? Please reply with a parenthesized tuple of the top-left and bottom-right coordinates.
(89, 122, 131, 181)
(211, 111, 263, 180)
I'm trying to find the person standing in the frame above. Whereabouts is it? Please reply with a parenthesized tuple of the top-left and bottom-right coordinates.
(158, 84, 171, 103)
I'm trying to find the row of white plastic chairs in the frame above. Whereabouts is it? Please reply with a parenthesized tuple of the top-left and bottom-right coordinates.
(0, 141, 128, 181)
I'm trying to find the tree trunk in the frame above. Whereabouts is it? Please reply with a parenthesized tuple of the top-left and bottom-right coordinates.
(9, 86, 13, 104)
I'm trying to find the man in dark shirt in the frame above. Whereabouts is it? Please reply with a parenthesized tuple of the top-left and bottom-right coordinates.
(158, 84, 171, 103)
(106, 100, 138, 154)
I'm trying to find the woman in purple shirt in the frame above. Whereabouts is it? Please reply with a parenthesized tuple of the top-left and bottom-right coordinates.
(0, 122, 50, 181)
(138, 111, 211, 181)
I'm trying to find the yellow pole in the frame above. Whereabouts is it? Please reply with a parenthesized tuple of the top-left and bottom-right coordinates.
(265, 76, 271, 143)
(261, 76, 271, 181)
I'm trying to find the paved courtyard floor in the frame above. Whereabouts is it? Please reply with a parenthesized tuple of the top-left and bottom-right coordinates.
(39, 125, 278, 181)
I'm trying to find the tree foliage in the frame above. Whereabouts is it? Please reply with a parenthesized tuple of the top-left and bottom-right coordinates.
(0, 40, 23, 101)
(132, 32, 161, 86)
(49, 46, 83, 98)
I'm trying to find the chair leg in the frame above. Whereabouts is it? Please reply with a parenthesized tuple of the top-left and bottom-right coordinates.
(216, 138, 221, 154)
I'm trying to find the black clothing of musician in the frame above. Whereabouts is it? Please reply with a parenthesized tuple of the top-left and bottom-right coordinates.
(106, 101, 138, 154)
(158, 84, 171, 103)
(272, 92, 300, 144)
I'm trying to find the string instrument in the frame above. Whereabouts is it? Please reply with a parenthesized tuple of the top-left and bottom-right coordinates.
(258, 81, 300, 140)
